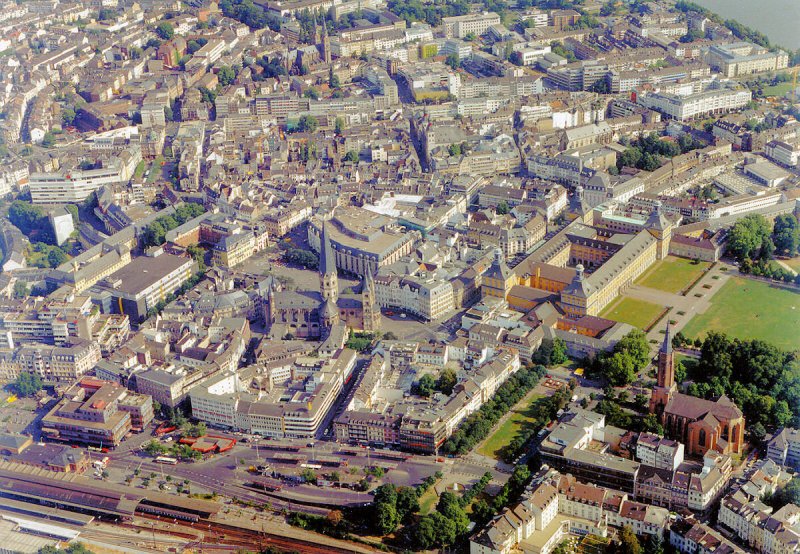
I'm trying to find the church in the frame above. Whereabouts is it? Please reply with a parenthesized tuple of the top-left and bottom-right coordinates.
(649, 324, 745, 457)
(264, 223, 381, 339)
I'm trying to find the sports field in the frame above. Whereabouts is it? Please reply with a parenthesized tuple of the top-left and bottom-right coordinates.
(478, 392, 543, 459)
(681, 277, 800, 350)
(600, 297, 665, 330)
(636, 256, 710, 294)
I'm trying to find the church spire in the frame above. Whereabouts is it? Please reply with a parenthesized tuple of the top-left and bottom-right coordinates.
(320, 221, 338, 303)
(657, 321, 675, 388)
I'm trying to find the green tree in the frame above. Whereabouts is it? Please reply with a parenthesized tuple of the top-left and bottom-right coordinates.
(615, 525, 642, 554)
(343, 150, 359, 163)
(727, 214, 773, 262)
(436, 491, 469, 534)
(414, 373, 436, 397)
(156, 22, 174, 40)
(437, 367, 457, 395)
(13, 371, 43, 397)
(550, 336, 568, 365)
(334, 117, 345, 134)
(41, 132, 56, 147)
(296, 115, 318, 133)
(61, 107, 77, 127)
(773, 215, 799, 256)
(445, 53, 459, 69)
(375, 501, 398, 534)
(13, 280, 29, 298)
(496, 200, 509, 215)
(217, 65, 236, 86)
(47, 248, 69, 268)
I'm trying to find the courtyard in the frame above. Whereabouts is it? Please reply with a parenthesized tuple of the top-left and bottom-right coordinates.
(635, 256, 710, 294)
(599, 296, 665, 330)
(681, 277, 800, 350)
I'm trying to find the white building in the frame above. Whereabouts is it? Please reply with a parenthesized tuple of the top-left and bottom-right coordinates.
(637, 86, 752, 121)
(443, 12, 501, 39)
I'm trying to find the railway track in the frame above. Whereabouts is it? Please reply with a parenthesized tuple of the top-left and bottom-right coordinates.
(127, 513, 368, 554)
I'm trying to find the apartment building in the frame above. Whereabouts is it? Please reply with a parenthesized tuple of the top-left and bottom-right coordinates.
(705, 42, 789, 78)
(443, 12, 500, 39)
(0, 341, 101, 383)
(29, 149, 142, 203)
(767, 428, 800, 470)
(765, 140, 800, 168)
(374, 273, 455, 321)
(470, 468, 669, 554)
(637, 86, 752, 121)
(636, 432, 685, 471)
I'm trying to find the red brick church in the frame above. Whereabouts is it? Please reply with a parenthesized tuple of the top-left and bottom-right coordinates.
(649, 324, 745, 457)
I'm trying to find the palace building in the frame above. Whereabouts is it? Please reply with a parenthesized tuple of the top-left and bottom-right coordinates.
(650, 324, 745, 457)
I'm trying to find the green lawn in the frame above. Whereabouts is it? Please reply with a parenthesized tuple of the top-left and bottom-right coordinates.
(478, 393, 543, 459)
(600, 297, 665, 330)
(682, 277, 800, 351)
(636, 256, 710, 294)
(762, 82, 794, 98)
(418, 487, 438, 515)
(780, 258, 800, 273)
(133, 160, 146, 180)
(146, 157, 165, 184)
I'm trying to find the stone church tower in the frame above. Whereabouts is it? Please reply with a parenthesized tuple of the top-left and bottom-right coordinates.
(649, 322, 677, 417)
(361, 270, 381, 332)
(320, 222, 338, 304)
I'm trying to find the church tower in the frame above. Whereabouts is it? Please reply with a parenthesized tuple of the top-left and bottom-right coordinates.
(645, 201, 673, 260)
(650, 321, 677, 417)
(361, 270, 381, 332)
(657, 321, 675, 389)
(320, 222, 338, 304)
(321, 16, 331, 65)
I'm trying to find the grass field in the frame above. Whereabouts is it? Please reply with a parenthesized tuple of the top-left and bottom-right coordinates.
(780, 258, 800, 273)
(600, 297, 665, 330)
(418, 487, 438, 515)
(478, 392, 544, 459)
(762, 82, 794, 98)
(682, 277, 800, 350)
(636, 256, 710, 294)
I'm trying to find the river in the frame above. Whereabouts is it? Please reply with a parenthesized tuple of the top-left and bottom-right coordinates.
(690, 0, 800, 50)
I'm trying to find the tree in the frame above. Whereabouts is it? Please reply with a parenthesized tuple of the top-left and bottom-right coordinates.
(217, 65, 236, 86)
(550, 337, 568, 365)
(773, 215, 800, 256)
(727, 214, 773, 262)
(326, 510, 343, 526)
(156, 22, 174, 40)
(445, 53, 459, 69)
(496, 200, 509, 215)
(375, 501, 398, 534)
(13, 371, 43, 397)
(13, 280, 29, 298)
(414, 373, 436, 397)
(343, 150, 359, 163)
(436, 491, 469, 534)
(62, 107, 77, 127)
(300, 468, 317, 484)
(602, 351, 637, 386)
(296, 115, 318, 133)
(47, 248, 68, 268)
(334, 117, 345, 134)
(41, 132, 56, 148)
(615, 525, 642, 554)
(645, 534, 665, 554)
(437, 367, 457, 395)
(395, 486, 420, 522)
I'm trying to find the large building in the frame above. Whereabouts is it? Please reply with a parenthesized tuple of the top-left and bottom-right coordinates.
(637, 86, 752, 121)
(0, 341, 101, 383)
(307, 207, 417, 277)
(28, 149, 141, 204)
(442, 12, 500, 38)
(705, 42, 789, 78)
(100, 253, 197, 322)
(650, 324, 745, 457)
(41, 378, 153, 447)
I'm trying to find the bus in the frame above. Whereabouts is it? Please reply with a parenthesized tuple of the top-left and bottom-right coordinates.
(154, 456, 178, 465)
(300, 463, 322, 470)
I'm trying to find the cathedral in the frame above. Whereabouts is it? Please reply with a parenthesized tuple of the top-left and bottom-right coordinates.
(264, 222, 381, 339)
(649, 323, 745, 457)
